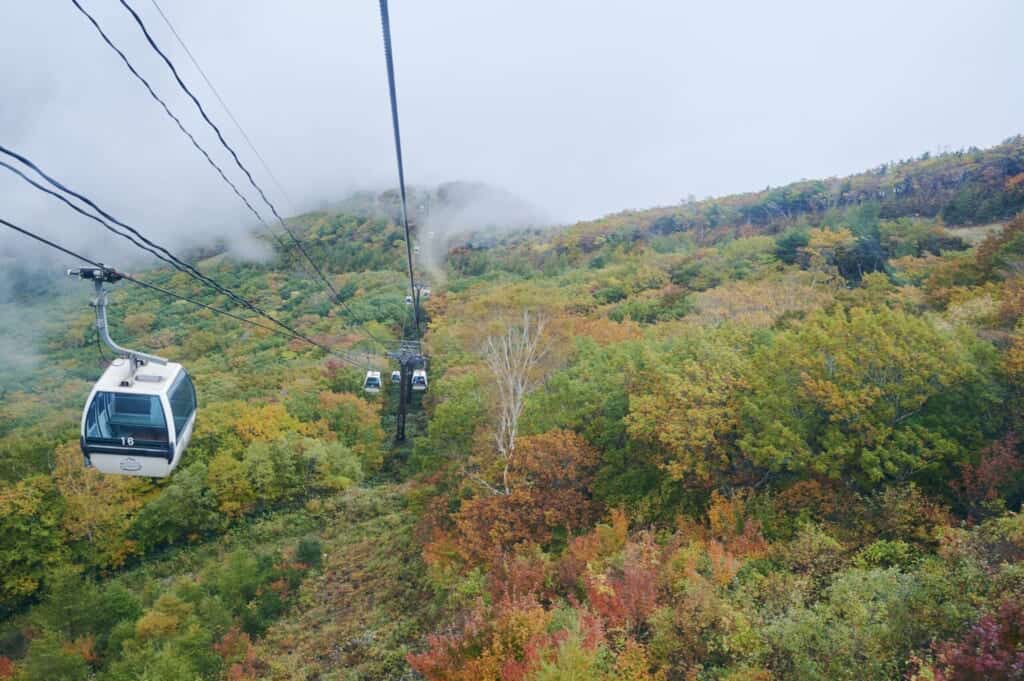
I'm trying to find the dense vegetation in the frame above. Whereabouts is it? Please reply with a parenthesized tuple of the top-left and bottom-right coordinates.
(2, 136, 1024, 680)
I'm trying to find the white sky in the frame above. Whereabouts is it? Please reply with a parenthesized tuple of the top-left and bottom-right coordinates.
(2, 0, 1022, 261)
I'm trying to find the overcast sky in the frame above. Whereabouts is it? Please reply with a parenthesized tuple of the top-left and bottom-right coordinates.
(2, 0, 1022, 263)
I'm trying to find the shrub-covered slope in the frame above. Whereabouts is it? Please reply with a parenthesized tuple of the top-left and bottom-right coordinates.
(3, 138, 1024, 680)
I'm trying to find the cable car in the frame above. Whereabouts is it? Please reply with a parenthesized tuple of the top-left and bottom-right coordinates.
(70, 266, 197, 478)
(391, 370, 401, 384)
(363, 370, 382, 394)
(405, 295, 413, 305)
(411, 369, 428, 391)
(81, 359, 196, 477)
(420, 287, 431, 299)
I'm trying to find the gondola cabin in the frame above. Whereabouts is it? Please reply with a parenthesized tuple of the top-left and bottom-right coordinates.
(363, 370, 382, 394)
(411, 369, 428, 391)
(80, 359, 196, 478)
(391, 370, 401, 384)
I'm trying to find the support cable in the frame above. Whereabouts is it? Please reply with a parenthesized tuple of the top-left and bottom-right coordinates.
(378, 0, 420, 334)
(0, 217, 368, 367)
(0, 148, 274, 316)
(0, 154, 343, 357)
(89, 0, 389, 349)
(69, 0, 274, 235)
(115, 0, 347, 308)
(147, 0, 297, 213)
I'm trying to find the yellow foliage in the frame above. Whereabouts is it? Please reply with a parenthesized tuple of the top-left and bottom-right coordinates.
(121, 312, 156, 335)
(53, 441, 143, 568)
(806, 227, 855, 250)
(628, 360, 746, 483)
(614, 640, 666, 681)
(136, 593, 193, 640)
(207, 451, 255, 517)
(135, 610, 180, 640)
(1005, 332, 1024, 382)
(233, 403, 302, 445)
(690, 274, 831, 328)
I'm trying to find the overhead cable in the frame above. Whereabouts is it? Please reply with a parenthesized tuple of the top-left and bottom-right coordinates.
(69, 0, 273, 233)
(115, 0, 345, 306)
(0, 216, 366, 366)
(0, 146, 266, 314)
(147, 0, 297, 213)
(377, 0, 420, 333)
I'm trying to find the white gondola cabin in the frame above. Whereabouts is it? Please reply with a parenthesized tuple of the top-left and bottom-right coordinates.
(391, 370, 401, 384)
(81, 359, 196, 478)
(411, 369, 428, 391)
(71, 266, 197, 478)
(363, 370, 382, 394)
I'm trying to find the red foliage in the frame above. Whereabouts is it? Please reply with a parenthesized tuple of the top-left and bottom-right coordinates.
(0, 657, 13, 680)
(934, 599, 1024, 680)
(408, 595, 553, 681)
(454, 490, 552, 565)
(557, 509, 630, 592)
(952, 434, 1023, 517)
(585, 540, 660, 633)
(487, 551, 551, 604)
(215, 628, 262, 681)
(729, 518, 770, 559)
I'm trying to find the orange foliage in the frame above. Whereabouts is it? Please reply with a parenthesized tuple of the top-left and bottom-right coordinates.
(62, 636, 98, 664)
(773, 479, 845, 524)
(704, 540, 743, 588)
(215, 628, 262, 681)
(669, 538, 743, 590)
(976, 213, 1024, 277)
(706, 491, 768, 560)
(996, 278, 1024, 326)
(487, 550, 552, 605)
(557, 509, 629, 589)
(454, 430, 600, 565)
(565, 317, 643, 345)
(614, 640, 667, 681)
(0, 657, 13, 679)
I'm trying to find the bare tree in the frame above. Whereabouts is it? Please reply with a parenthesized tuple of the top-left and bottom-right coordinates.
(480, 310, 549, 495)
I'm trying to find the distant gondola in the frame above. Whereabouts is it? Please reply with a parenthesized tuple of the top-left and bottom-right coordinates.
(411, 369, 428, 391)
(363, 370, 383, 394)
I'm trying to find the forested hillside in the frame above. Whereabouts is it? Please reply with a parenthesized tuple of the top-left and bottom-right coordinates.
(3, 137, 1024, 680)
